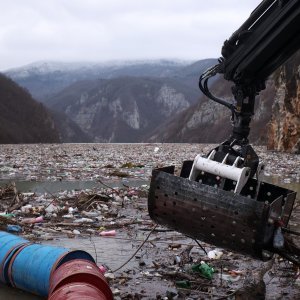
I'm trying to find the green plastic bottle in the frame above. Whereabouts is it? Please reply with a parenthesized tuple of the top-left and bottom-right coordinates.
(0, 213, 15, 218)
(192, 261, 214, 279)
(175, 280, 191, 288)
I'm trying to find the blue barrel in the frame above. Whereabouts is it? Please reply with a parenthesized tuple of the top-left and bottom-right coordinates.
(9, 243, 95, 297)
(0, 231, 29, 284)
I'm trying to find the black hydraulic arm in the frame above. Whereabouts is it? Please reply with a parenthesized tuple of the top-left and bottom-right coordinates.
(199, 0, 300, 176)
(200, 0, 300, 130)
(221, 0, 300, 86)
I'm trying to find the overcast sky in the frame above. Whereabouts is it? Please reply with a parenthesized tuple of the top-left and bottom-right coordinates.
(0, 0, 262, 71)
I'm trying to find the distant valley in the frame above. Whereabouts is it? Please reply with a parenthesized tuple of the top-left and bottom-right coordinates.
(5, 59, 215, 101)
(4, 59, 216, 143)
(1, 54, 299, 153)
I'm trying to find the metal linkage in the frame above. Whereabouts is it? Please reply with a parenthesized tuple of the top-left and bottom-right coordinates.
(189, 150, 250, 194)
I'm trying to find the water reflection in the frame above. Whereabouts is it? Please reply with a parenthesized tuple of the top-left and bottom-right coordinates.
(0, 179, 149, 194)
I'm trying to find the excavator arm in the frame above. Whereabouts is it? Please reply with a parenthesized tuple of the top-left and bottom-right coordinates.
(148, 0, 300, 263)
(198, 0, 300, 182)
(221, 0, 300, 86)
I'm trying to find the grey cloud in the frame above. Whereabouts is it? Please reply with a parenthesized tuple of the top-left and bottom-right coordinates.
(0, 0, 262, 70)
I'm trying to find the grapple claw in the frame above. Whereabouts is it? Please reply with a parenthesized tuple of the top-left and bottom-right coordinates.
(148, 160, 296, 260)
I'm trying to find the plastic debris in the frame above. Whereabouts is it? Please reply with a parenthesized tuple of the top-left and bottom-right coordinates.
(99, 230, 116, 237)
(0, 213, 15, 218)
(175, 280, 191, 288)
(7, 224, 22, 232)
(21, 216, 43, 224)
(82, 211, 99, 217)
(192, 261, 214, 279)
(219, 274, 241, 282)
(112, 288, 121, 296)
(0, 143, 299, 299)
(62, 214, 74, 219)
(45, 204, 59, 214)
(21, 205, 32, 213)
(273, 226, 285, 249)
(104, 272, 115, 280)
(99, 265, 107, 274)
(207, 249, 223, 260)
(73, 218, 93, 223)
(68, 207, 78, 214)
(174, 255, 181, 264)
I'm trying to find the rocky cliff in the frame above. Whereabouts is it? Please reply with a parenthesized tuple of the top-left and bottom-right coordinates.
(47, 77, 199, 142)
(148, 51, 300, 152)
(3, 56, 299, 147)
(148, 78, 275, 144)
(267, 51, 300, 153)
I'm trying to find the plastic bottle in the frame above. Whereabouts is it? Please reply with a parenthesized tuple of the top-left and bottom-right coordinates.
(207, 249, 223, 259)
(7, 224, 22, 232)
(176, 280, 191, 288)
(273, 227, 284, 249)
(99, 230, 116, 236)
(0, 213, 15, 218)
(21, 216, 43, 224)
(192, 261, 214, 279)
(99, 265, 107, 274)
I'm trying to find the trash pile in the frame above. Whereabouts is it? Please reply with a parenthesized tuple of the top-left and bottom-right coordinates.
(0, 182, 150, 239)
(0, 143, 299, 299)
(0, 180, 299, 299)
(0, 143, 299, 183)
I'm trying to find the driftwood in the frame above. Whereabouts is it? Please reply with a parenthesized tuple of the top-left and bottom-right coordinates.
(0, 215, 19, 225)
(0, 182, 25, 212)
(8, 183, 26, 212)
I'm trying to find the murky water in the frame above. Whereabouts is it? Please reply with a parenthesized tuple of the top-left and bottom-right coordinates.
(0, 179, 148, 194)
(0, 284, 42, 300)
(0, 228, 188, 299)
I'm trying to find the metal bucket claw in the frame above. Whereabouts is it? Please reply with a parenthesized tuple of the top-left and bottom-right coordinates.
(148, 162, 296, 260)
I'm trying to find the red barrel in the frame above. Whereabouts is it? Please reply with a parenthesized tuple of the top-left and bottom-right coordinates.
(49, 259, 113, 300)
(48, 283, 107, 300)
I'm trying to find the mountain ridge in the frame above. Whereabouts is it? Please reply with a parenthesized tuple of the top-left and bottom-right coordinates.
(0, 74, 60, 143)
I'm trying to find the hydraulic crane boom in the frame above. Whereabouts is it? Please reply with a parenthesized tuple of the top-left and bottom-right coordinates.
(199, 0, 300, 180)
(221, 0, 300, 86)
(148, 0, 300, 263)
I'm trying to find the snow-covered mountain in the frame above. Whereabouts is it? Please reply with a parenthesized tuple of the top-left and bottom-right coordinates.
(5, 59, 196, 101)
(3, 58, 221, 143)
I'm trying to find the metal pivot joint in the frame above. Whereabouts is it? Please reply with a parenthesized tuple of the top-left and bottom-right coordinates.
(230, 84, 256, 143)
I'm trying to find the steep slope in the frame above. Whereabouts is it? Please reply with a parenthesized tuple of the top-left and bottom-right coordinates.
(148, 51, 300, 152)
(171, 58, 218, 88)
(48, 76, 200, 142)
(0, 74, 59, 143)
(147, 78, 275, 144)
(49, 109, 92, 143)
(267, 51, 300, 153)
